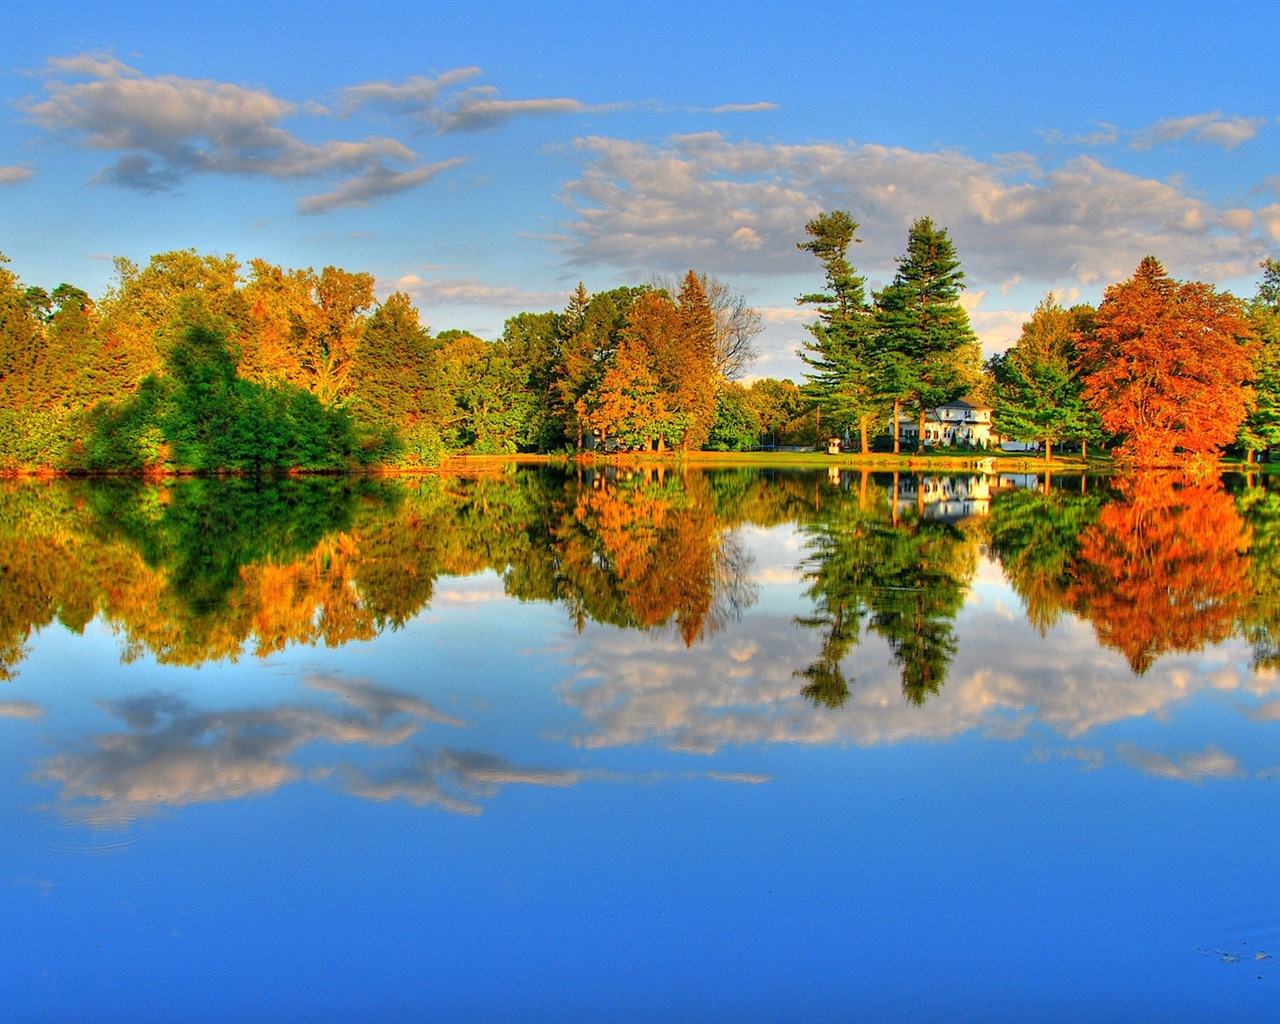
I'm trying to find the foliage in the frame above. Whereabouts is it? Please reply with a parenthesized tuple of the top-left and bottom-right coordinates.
(1237, 258, 1280, 460)
(1078, 257, 1255, 466)
(706, 383, 761, 451)
(873, 218, 981, 451)
(991, 296, 1102, 457)
(797, 210, 883, 451)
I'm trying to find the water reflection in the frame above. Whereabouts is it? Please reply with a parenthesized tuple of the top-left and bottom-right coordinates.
(2, 467, 1279, 689)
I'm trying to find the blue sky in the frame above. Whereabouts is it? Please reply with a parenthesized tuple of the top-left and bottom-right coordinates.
(2, 0, 1278, 380)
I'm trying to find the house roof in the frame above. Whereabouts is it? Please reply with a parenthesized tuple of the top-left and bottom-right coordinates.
(944, 395, 992, 411)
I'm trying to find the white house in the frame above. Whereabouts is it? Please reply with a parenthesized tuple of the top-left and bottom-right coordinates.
(895, 396, 995, 447)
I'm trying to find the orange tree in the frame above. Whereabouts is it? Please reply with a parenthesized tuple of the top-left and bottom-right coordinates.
(1077, 257, 1255, 466)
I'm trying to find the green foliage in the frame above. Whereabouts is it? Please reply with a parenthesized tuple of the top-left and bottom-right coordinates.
(706, 384, 762, 451)
(874, 218, 980, 449)
(992, 296, 1102, 456)
(85, 323, 362, 473)
(796, 211, 882, 449)
(1239, 259, 1280, 458)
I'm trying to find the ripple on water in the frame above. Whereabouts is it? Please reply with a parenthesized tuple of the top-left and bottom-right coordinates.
(40, 812, 156, 854)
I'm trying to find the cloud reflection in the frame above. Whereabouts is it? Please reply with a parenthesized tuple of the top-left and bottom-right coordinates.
(37, 676, 463, 824)
(343, 748, 582, 816)
(0, 701, 43, 720)
(558, 551, 1280, 786)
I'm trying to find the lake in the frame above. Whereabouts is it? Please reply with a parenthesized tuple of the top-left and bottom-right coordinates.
(1, 465, 1277, 1022)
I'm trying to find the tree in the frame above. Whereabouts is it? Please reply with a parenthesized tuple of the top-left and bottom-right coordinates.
(706, 383, 761, 451)
(873, 218, 980, 453)
(671, 270, 719, 450)
(992, 296, 1102, 459)
(1237, 258, 1280, 462)
(796, 211, 882, 452)
(553, 285, 642, 450)
(651, 271, 762, 382)
(745, 377, 811, 446)
(1077, 257, 1255, 467)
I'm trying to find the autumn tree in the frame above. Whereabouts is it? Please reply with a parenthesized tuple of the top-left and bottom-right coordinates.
(99, 250, 246, 391)
(651, 271, 762, 383)
(1077, 257, 1255, 467)
(797, 211, 883, 452)
(991, 296, 1102, 459)
(873, 218, 981, 453)
(1065, 473, 1253, 674)
(553, 284, 642, 450)
(671, 270, 719, 449)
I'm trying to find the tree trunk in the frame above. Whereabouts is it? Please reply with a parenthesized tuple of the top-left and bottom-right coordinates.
(1044, 437, 1052, 463)
(893, 399, 901, 455)
(917, 406, 927, 455)
(860, 415, 869, 455)
(1082, 439, 1088, 461)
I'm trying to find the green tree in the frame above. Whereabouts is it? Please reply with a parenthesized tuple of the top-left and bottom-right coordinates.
(991, 296, 1102, 459)
(706, 383, 761, 451)
(874, 218, 980, 452)
(796, 211, 882, 452)
(1238, 258, 1280, 462)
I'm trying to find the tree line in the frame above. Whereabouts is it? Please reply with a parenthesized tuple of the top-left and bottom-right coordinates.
(798, 210, 1280, 467)
(0, 250, 794, 472)
(2, 214, 1278, 472)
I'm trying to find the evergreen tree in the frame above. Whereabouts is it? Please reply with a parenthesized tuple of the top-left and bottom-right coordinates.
(796, 211, 882, 452)
(873, 218, 979, 452)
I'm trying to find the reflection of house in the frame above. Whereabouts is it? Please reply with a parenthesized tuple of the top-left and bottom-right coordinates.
(896, 396, 994, 447)
(896, 474, 993, 522)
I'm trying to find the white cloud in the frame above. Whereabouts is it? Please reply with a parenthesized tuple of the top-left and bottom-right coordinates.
(0, 164, 35, 185)
(1131, 112, 1267, 151)
(393, 274, 567, 312)
(558, 132, 1274, 291)
(298, 157, 467, 214)
(1260, 204, 1280, 242)
(0, 700, 43, 720)
(708, 102, 779, 114)
(341, 70, 622, 134)
(20, 53, 457, 211)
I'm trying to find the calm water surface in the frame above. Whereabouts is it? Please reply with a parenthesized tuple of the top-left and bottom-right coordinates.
(1, 466, 1277, 1022)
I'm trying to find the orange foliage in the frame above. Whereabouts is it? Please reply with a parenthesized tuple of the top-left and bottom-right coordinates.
(1067, 472, 1253, 673)
(1078, 257, 1255, 466)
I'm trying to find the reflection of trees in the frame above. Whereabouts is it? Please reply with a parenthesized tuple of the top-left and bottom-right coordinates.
(547, 469, 759, 645)
(988, 473, 1256, 675)
(0, 467, 804, 674)
(1236, 477, 1280, 670)
(985, 479, 1107, 636)
(796, 472, 977, 707)
(1065, 474, 1253, 674)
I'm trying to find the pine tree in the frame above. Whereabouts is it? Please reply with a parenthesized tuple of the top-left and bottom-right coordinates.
(873, 218, 979, 452)
(796, 211, 881, 452)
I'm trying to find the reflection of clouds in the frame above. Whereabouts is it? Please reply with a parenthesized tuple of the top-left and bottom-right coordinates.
(37, 677, 462, 824)
(1115, 744, 1246, 783)
(0, 701, 43, 720)
(1249, 698, 1280, 722)
(343, 748, 582, 815)
(562, 555, 1280, 778)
